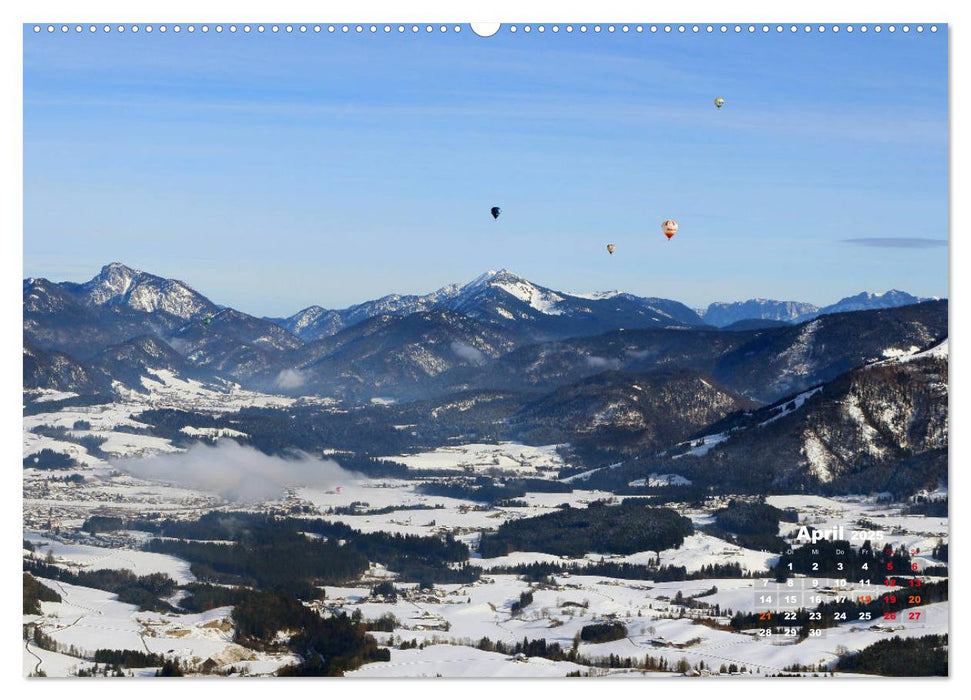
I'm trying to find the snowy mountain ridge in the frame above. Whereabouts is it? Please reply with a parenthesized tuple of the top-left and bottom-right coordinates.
(68, 262, 219, 320)
(277, 268, 705, 340)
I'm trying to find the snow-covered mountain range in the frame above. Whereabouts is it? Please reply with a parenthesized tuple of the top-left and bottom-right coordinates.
(22, 262, 949, 497)
(701, 290, 930, 328)
(24, 263, 946, 404)
(272, 268, 932, 337)
(272, 269, 703, 341)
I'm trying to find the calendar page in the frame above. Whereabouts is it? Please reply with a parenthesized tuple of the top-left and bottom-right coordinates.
(22, 18, 948, 680)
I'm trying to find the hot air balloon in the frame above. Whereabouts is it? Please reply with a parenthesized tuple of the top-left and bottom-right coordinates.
(490, 206, 501, 220)
(606, 244, 616, 255)
(203, 316, 212, 325)
(714, 97, 725, 109)
(662, 220, 678, 240)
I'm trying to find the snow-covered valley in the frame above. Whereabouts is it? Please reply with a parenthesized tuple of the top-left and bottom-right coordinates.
(22, 373, 949, 678)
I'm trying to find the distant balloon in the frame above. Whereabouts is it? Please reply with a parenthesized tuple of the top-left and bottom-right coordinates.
(662, 220, 678, 240)
(490, 206, 501, 220)
(714, 97, 725, 109)
(336, 486, 343, 494)
(203, 316, 212, 325)
(606, 244, 616, 255)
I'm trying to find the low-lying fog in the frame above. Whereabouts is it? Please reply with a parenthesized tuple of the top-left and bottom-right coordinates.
(114, 440, 358, 503)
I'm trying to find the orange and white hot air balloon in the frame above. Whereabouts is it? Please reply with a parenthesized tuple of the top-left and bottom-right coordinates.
(661, 219, 678, 240)
(606, 243, 616, 255)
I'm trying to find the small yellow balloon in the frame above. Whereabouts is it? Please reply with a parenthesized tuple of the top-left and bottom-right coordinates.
(714, 97, 725, 109)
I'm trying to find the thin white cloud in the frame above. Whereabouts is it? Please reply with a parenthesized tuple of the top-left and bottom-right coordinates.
(842, 237, 947, 249)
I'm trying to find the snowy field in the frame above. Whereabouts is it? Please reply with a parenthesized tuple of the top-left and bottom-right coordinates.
(469, 533, 777, 575)
(346, 645, 588, 678)
(24, 576, 298, 677)
(382, 442, 566, 475)
(22, 381, 949, 677)
(24, 534, 195, 585)
(325, 573, 948, 678)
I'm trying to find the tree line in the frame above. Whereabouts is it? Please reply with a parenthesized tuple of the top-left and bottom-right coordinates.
(137, 512, 476, 597)
(836, 634, 947, 676)
(493, 560, 754, 582)
(23, 572, 61, 614)
(23, 557, 177, 612)
(479, 501, 694, 558)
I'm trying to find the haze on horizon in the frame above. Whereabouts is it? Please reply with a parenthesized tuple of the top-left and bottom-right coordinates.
(24, 26, 948, 316)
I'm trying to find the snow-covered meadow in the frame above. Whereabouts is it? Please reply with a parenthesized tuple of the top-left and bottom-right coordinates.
(22, 377, 949, 678)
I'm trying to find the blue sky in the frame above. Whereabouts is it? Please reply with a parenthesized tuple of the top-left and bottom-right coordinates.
(24, 25, 948, 316)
